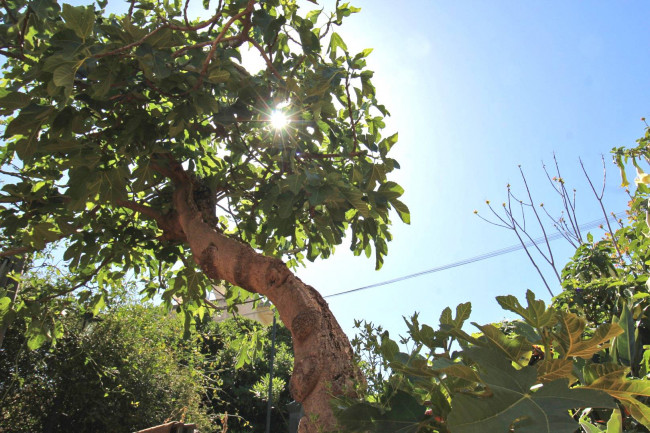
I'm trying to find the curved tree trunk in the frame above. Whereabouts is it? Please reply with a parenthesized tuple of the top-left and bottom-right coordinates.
(171, 181, 361, 432)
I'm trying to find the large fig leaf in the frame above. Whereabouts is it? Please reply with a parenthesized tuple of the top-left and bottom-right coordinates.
(447, 348, 615, 433)
(474, 323, 533, 366)
(555, 311, 623, 359)
(496, 290, 556, 328)
(585, 369, 650, 429)
(535, 359, 574, 383)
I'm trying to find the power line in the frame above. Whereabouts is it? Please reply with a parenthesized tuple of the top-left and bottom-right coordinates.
(221, 211, 627, 312)
(323, 211, 627, 299)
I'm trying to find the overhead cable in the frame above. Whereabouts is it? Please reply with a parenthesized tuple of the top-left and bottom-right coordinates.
(323, 211, 627, 299)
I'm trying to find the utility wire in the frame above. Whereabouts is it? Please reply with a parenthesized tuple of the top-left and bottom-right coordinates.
(218, 211, 627, 313)
(324, 211, 627, 299)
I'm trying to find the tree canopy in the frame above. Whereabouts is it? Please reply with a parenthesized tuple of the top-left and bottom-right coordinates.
(0, 0, 408, 430)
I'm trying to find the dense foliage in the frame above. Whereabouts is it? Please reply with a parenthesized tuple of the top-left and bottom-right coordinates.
(0, 280, 295, 433)
(336, 127, 650, 433)
(196, 315, 295, 432)
(0, 0, 407, 336)
(0, 302, 213, 432)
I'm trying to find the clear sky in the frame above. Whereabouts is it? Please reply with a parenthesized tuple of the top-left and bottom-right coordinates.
(292, 1, 650, 339)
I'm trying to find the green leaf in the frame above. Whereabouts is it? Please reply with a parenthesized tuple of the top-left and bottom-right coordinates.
(440, 302, 471, 329)
(439, 307, 452, 327)
(343, 188, 370, 217)
(61, 4, 95, 40)
(606, 409, 622, 433)
(329, 32, 348, 59)
(535, 359, 573, 383)
(611, 303, 636, 367)
(448, 347, 615, 433)
(26, 320, 49, 350)
(91, 293, 105, 315)
(454, 302, 472, 328)
(615, 155, 629, 187)
(27, 332, 48, 350)
(24, 222, 61, 249)
(207, 69, 231, 83)
(582, 363, 628, 386)
(0, 92, 31, 112)
(388, 197, 410, 224)
(375, 390, 426, 433)
(430, 358, 481, 383)
(379, 335, 399, 362)
(334, 401, 382, 432)
(579, 421, 604, 433)
(285, 173, 305, 194)
(586, 369, 650, 428)
(555, 311, 623, 359)
(0, 296, 13, 326)
(496, 289, 556, 328)
(53, 62, 82, 98)
(474, 323, 533, 365)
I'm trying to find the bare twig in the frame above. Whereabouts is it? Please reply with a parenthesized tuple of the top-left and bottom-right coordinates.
(517, 166, 562, 284)
(580, 156, 624, 263)
(505, 192, 556, 297)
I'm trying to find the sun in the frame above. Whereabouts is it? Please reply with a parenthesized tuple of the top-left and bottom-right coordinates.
(270, 110, 288, 129)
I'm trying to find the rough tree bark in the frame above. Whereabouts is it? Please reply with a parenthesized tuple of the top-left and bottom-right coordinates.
(148, 162, 362, 433)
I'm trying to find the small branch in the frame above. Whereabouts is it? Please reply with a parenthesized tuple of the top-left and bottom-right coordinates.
(296, 150, 366, 160)
(0, 245, 31, 259)
(171, 35, 242, 58)
(95, 11, 225, 59)
(506, 194, 556, 297)
(198, 1, 255, 79)
(344, 69, 360, 152)
(0, 169, 30, 180)
(0, 205, 100, 259)
(40, 254, 114, 302)
(127, 0, 135, 19)
(116, 198, 186, 242)
(95, 26, 166, 59)
(318, 0, 341, 41)
(248, 37, 284, 81)
(116, 199, 163, 221)
(183, 0, 190, 27)
(518, 166, 562, 284)
(1, 0, 17, 23)
(0, 49, 27, 61)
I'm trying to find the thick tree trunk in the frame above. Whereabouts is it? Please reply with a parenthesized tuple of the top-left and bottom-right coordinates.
(172, 181, 361, 433)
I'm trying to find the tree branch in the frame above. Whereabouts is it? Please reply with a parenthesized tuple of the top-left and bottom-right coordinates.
(0, 49, 27, 61)
(296, 150, 366, 160)
(344, 70, 360, 152)
(580, 157, 625, 264)
(248, 37, 284, 81)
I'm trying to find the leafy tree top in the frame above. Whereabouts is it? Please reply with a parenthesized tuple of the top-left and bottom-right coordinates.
(0, 0, 408, 306)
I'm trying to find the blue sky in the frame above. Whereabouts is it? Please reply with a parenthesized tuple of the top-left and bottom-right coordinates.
(293, 1, 650, 339)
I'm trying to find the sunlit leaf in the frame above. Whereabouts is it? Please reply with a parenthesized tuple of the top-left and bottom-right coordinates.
(449, 348, 615, 433)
